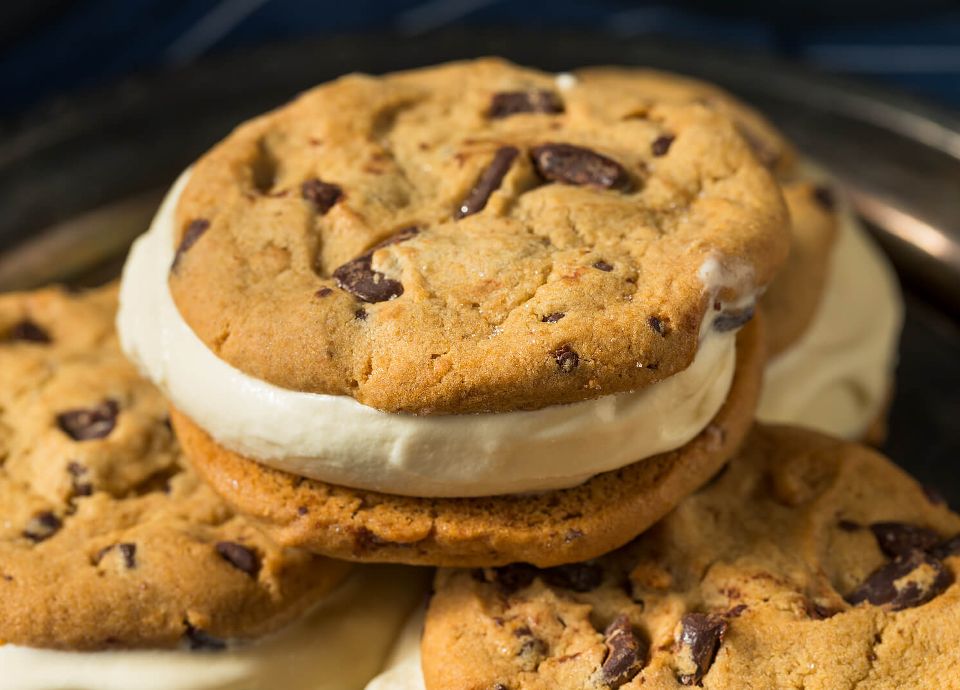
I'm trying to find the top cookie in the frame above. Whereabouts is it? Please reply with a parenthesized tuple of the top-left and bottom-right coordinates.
(423, 425, 960, 689)
(0, 285, 349, 650)
(169, 58, 788, 413)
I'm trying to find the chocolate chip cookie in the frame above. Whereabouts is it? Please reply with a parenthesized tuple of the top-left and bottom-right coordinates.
(171, 317, 764, 568)
(0, 285, 350, 650)
(422, 425, 960, 689)
(169, 57, 788, 414)
(574, 67, 838, 359)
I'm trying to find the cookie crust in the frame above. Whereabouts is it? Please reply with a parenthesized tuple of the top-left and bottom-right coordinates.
(168, 58, 788, 414)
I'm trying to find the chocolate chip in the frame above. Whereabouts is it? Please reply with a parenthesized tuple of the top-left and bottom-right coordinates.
(648, 316, 668, 337)
(8, 319, 51, 343)
(23, 511, 62, 542)
(354, 308, 367, 321)
(185, 623, 226, 651)
(66, 461, 93, 497)
(216, 541, 261, 577)
(601, 615, 646, 689)
(542, 312, 565, 323)
(677, 613, 727, 686)
(713, 306, 755, 333)
(805, 601, 840, 620)
(119, 543, 137, 569)
(592, 260, 614, 272)
(530, 144, 630, 190)
(488, 90, 564, 118)
(553, 344, 579, 373)
(171, 219, 210, 269)
(541, 563, 603, 592)
(838, 519, 861, 532)
(725, 604, 748, 618)
(651, 135, 675, 157)
(315, 287, 333, 298)
(493, 563, 538, 594)
(929, 534, 960, 560)
(301, 178, 342, 214)
(812, 186, 836, 211)
(297, 505, 309, 516)
(456, 146, 518, 219)
(56, 400, 119, 441)
(846, 550, 953, 610)
(332, 228, 418, 304)
(870, 522, 941, 558)
(922, 485, 947, 507)
(514, 626, 549, 669)
(564, 528, 584, 543)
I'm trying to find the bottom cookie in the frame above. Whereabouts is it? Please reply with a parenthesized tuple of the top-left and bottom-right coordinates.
(423, 425, 960, 689)
(173, 319, 763, 568)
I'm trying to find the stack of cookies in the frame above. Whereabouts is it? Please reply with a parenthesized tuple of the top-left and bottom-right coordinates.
(1, 59, 950, 690)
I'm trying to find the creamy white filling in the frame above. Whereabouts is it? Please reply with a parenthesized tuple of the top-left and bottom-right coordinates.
(757, 205, 903, 439)
(364, 607, 427, 690)
(117, 171, 738, 497)
(0, 566, 429, 690)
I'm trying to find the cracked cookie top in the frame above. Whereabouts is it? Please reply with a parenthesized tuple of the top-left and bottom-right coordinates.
(0, 285, 349, 650)
(424, 425, 960, 689)
(168, 58, 788, 413)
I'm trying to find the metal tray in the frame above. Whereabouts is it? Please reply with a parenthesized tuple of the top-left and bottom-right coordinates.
(1, 30, 957, 502)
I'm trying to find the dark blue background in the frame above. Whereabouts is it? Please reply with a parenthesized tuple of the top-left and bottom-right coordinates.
(2, 1, 959, 116)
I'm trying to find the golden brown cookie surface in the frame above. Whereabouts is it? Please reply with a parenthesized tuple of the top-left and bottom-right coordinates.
(422, 425, 960, 689)
(169, 58, 788, 413)
(172, 317, 763, 568)
(0, 285, 349, 650)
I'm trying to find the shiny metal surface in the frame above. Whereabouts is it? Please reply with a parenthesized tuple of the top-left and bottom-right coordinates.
(0, 31, 957, 501)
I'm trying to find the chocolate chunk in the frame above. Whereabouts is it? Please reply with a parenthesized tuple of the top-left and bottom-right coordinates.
(713, 305, 755, 333)
(542, 312, 565, 323)
(493, 563, 538, 594)
(648, 316, 668, 337)
(601, 615, 646, 689)
(846, 550, 953, 610)
(216, 541, 261, 578)
(592, 260, 614, 272)
(812, 186, 836, 211)
(66, 461, 93, 497)
(930, 534, 960, 560)
(172, 219, 210, 269)
(677, 613, 727, 686)
(838, 519, 861, 532)
(332, 228, 418, 303)
(23, 511, 62, 543)
(651, 134, 675, 157)
(553, 344, 579, 373)
(56, 399, 119, 441)
(531, 144, 630, 190)
(354, 307, 367, 321)
(185, 623, 226, 651)
(301, 178, 342, 214)
(119, 543, 137, 569)
(315, 287, 333, 298)
(488, 90, 564, 118)
(541, 563, 603, 592)
(8, 319, 51, 343)
(456, 146, 518, 219)
(870, 522, 941, 558)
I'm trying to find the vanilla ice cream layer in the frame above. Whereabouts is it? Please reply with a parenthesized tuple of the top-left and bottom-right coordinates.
(0, 566, 429, 690)
(118, 171, 740, 497)
(364, 607, 427, 690)
(757, 206, 903, 439)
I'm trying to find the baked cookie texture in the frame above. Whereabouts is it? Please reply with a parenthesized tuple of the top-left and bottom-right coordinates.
(422, 425, 960, 690)
(171, 316, 763, 568)
(168, 57, 789, 414)
(0, 285, 349, 650)
(578, 69, 841, 358)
